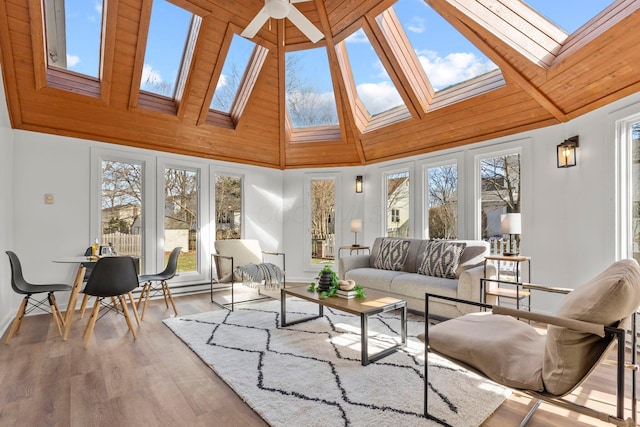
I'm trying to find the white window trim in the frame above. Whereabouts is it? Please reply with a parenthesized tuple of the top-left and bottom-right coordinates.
(211, 166, 245, 242)
(615, 112, 640, 260)
(381, 163, 414, 238)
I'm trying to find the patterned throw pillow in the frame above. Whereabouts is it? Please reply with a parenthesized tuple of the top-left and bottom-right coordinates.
(373, 238, 411, 271)
(418, 240, 467, 279)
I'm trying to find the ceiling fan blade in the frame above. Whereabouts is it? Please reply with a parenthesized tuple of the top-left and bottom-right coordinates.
(287, 6, 324, 43)
(290, 0, 311, 3)
(241, 7, 270, 39)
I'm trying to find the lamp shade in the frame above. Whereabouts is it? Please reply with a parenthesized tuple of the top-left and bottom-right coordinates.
(501, 213, 521, 235)
(350, 219, 362, 233)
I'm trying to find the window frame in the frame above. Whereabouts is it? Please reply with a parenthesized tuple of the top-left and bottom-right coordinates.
(304, 172, 341, 272)
(381, 165, 413, 238)
(616, 112, 640, 260)
(212, 168, 245, 242)
(421, 155, 463, 240)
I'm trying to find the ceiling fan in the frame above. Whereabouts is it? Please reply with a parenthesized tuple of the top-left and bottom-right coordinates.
(241, 0, 324, 43)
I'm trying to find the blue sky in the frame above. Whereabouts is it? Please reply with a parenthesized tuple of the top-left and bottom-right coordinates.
(60, 0, 613, 116)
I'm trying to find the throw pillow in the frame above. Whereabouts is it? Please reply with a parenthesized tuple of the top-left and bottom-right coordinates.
(373, 238, 411, 271)
(418, 240, 466, 279)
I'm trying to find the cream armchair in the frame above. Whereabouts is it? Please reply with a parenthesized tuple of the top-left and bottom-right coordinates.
(423, 259, 640, 426)
(211, 239, 285, 311)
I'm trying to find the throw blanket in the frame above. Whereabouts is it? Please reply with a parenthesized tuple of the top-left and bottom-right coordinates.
(234, 263, 282, 289)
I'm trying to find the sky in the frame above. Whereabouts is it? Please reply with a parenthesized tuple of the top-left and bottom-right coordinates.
(58, 0, 614, 120)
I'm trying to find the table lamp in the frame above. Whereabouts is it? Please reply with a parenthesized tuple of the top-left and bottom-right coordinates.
(501, 213, 521, 256)
(351, 219, 362, 247)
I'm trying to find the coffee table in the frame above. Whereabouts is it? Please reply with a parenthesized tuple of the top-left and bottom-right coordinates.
(280, 285, 407, 366)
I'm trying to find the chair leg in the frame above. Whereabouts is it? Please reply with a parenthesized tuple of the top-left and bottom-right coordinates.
(50, 293, 66, 327)
(161, 283, 169, 309)
(119, 295, 137, 340)
(140, 284, 151, 321)
(163, 281, 178, 316)
(83, 298, 101, 348)
(136, 283, 148, 310)
(48, 293, 63, 336)
(5, 296, 29, 344)
(128, 292, 141, 326)
(79, 294, 90, 318)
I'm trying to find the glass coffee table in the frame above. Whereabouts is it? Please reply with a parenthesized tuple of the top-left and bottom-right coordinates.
(281, 285, 407, 366)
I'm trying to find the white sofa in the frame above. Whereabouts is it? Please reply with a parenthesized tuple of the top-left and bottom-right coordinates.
(339, 237, 495, 317)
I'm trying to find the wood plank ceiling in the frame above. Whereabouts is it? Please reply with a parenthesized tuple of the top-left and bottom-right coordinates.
(1, 0, 639, 169)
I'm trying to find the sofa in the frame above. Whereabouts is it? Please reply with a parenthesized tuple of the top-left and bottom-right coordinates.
(339, 237, 495, 318)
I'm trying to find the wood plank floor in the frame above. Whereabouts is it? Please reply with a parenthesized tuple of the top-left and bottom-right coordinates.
(0, 292, 633, 426)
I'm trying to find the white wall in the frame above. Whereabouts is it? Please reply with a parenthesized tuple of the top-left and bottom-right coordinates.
(0, 65, 14, 333)
(283, 91, 640, 313)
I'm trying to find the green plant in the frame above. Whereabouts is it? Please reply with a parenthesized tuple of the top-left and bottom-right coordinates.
(353, 285, 366, 299)
(307, 282, 316, 292)
(317, 266, 339, 297)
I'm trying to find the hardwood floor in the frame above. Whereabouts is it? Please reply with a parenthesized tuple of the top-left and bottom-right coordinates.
(0, 292, 633, 426)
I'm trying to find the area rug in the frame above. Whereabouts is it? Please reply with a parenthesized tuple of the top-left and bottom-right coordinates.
(163, 299, 510, 427)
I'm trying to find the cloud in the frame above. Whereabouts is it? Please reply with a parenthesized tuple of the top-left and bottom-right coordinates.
(141, 64, 163, 86)
(216, 74, 228, 89)
(356, 81, 404, 116)
(66, 54, 80, 67)
(406, 17, 425, 34)
(417, 50, 498, 90)
(95, 1, 102, 14)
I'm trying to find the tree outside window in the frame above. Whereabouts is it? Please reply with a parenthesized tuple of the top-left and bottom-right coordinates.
(427, 164, 458, 239)
(386, 171, 410, 237)
(310, 179, 335, 263)
(215, 174, 242, 240)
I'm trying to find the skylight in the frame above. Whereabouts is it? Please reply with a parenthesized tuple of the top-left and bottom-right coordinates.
(523, 0, 614, 34)
(140, 0, 193, 97)
(43, 0, 102, 78)
(388, 0, 499, 92)
(341, 29, 405, 116)
(210, 35, 256, 113)
(285, 47, 339, 128)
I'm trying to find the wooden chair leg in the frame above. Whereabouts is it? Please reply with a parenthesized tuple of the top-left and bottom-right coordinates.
(140, 285, 151, 321)
(128, 292, 141, 326)
(163, 281, 178, 316)
(83, 298, 101, 348)
(48, 293, 63, 336)
(137, 283, 149, 310)
(119, 295, 137, 340)
(161, 283, 169, 309)
(50, 293, 66, 327)
(5, 296, 28, 344)
(79, 294, 90, 318)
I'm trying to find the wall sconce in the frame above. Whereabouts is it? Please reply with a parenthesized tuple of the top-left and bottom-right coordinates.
(350, 219, 362, 247)
(355, 175, 363, 193)
(557, 136, 579, 168)
(501, 213, 521, 256)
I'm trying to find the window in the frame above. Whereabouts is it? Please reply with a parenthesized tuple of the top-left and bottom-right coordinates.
(215, 174, 242, 239)
(140, 0, 195, 97)
(101, 159, 144, 268)
(164, 167, 199, 273)
(385, 171, 410, 237)
(310, 178, 335, 264)
(426, 163, 458, 239)
(43, 0, 103, 78)
(341, 29, 405, 117)
(210, 34, 257, 113)
(285, 48, 339, 128)
(479, 152, 521, 250)
(618, 115, 640, 263)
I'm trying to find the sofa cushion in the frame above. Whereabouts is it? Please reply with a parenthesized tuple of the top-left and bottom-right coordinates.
(542, 259, 640, 395)
(372, 238, 411, 271)
(417, 240, 466, 279)
(430, 312, 546, 391)
(344, 268, 405, 293)
(391, 273, 458, 302)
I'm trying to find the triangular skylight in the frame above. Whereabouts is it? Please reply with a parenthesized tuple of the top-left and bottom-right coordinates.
(341, 29, 406, 117)
(388, 0, 500, 92)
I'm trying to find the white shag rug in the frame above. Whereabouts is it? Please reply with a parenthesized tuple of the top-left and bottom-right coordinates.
(163, 298, 510, 427)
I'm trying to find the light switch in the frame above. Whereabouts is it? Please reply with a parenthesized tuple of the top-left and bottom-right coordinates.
(44, 193, 54, 204)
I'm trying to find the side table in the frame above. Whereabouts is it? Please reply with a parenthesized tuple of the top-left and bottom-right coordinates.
(483, 254, 531, 310)
(338, 245, 370, 258)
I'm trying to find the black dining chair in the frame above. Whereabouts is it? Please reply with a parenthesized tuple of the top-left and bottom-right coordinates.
(81, 256, 141, 348)
(137, 247, 181, 320)
(5, 251, 72, 344)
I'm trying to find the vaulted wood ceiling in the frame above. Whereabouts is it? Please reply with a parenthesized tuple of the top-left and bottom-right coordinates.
(1, 0, 640, 169)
